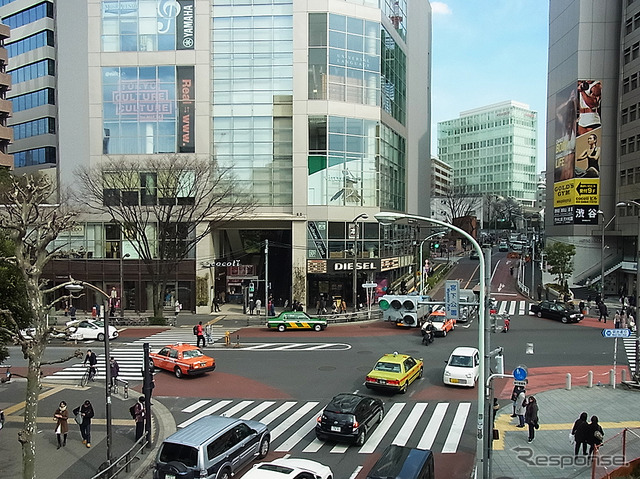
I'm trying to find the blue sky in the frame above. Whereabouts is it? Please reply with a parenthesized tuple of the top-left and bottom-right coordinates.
(431, 1, 549, 172)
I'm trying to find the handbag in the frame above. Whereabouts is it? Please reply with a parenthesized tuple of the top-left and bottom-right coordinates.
(594, 430, 604, 443)
(74, 413, 82, 425)
(569, 432, 575, 445)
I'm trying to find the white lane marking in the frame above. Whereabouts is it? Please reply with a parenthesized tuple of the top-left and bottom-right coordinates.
(178, 400, 232, 428)
(260, 401, 297, 426)
(240, 401, 275, 420)
(417, 402, 448, 450)
(442, 402, 471, 453)
(275, 408, 324, 452)
(358, 402, 405, 454)
(392, 403, 428, 446)
(348, 466, 363, 479)
(269, 402, 319, 441)
(222, 400, 254, 418)
(181, 400, 211, 413)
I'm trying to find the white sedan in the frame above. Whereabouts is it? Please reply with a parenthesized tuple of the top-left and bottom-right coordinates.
(66, 319, 119, 341)
(241, 458, 333, 479)
(443, 346, 479, 387)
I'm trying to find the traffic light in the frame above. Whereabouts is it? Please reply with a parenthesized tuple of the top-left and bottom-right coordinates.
(380, 295, 430, 327)
(379, 295, 404, 323)
(433, 241, 440, 250)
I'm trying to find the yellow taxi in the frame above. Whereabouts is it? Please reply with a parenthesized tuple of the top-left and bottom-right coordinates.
(365, 353, 423, 394)
(149, 343, 216, 378)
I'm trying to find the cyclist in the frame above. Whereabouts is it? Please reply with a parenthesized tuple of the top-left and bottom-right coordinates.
(84, 349, 98, 382)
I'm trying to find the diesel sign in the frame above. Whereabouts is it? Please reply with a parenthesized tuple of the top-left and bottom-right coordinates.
(333, 262, 376, 271)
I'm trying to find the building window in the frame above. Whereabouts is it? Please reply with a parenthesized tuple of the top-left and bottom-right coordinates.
(3, 2, 53, 29)
(625, 47, 631, 64)
(633, 42, 640, 60)
(627, 18, 634, 35)
(12, 146, 56, 168)
(6, 30, 54, 58)
(631, 105, 637, 122)
(9, 59, 55, 84)
(9, 88, 55, 113)
(623, 108, 629, 124)
(12, 117, 55, 140)
(621, 139, 628, 155)
(624, 77, 630, 94)
(629, 136, 636, 153)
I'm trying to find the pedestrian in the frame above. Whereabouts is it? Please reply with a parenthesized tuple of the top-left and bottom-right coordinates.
(515, 390, 526, 428)
(212, 296, 221, 312)
(510, 384, 524, 417)
(73, 400, 94, 448)
(524, 396, 539, 443)
(255, 298, 262, 316)
(268, 298, 275, 317)
(502, 316, 510, 332)
(579, 301, 586, 315)
(340, 299, 347, 314)
(249, 298, 255, 315)
(84, 349, 97, 381)
(598, 301, 608, 323)
(69, 305, 77, 320)
(572, 412, 589, 456)
(53, 401, 69, 449)
(621, 310, 628, 330)
(509, 266, 514, 276)
(587, 295, 592, 310)
(109, 357, 119, 389)
(492, 398, 500, 422)
(0, 407, 4, 431)
(587, 415, 604, 456)
(174, 300, 182, 318)
(133, 396, 145, 441)
(315, 298, 322, 315)
(195, 321, 205, 348)
(615, 310, 621, 328)
(537, 284, 543, 301)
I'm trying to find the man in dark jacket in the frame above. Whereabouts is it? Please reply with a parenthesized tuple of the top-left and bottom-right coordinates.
(598, 301, 608, 323)
(572, 412, 589, 455)
(84, 349, 98, 381)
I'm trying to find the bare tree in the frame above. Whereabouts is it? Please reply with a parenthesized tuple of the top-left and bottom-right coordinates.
(76, 155, 255, 318)
(0, 173, 82, 479)
(437, 186, 481, 222)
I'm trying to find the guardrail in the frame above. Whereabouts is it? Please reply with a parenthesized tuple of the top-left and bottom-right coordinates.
(89, 434, 149, 479)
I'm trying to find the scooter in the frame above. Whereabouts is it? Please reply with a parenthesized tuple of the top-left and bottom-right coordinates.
(421, 326, 435, 346)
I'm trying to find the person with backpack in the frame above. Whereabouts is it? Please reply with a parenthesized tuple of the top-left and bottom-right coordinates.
(194, 321, 205, 348)
(132, 396, 145, 441)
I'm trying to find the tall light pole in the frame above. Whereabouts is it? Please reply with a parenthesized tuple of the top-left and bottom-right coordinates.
(374, 212, 489, 478)
(418, 231, 446, 295)
(351, 213, 368, 311)
(616, 201, 640, 382)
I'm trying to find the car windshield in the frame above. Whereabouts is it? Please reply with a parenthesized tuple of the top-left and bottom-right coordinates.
(449, 355, 473, 368)
(374, 362, 401, 373)
(183, 349, 204, 359)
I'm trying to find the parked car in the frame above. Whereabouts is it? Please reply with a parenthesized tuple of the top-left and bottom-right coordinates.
(243, 458, 333, 479)
(529, 300, 584, 323)
(315, 393, 384, 446)
(154, 415, 269, 479)
(443, 347, 480, 387)
(365, 353, 423, 394)
(66, 319, 119, 341)
(266, 311, 327, 332)
(426, 308, 455, 336)
(149, 343, 216, 378)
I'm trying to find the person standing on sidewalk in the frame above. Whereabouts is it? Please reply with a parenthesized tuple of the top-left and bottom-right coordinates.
(110, 358, 119, 389)
(53, 401, 69, 449)
(255, 298, 262, 316)
(572, 412, 589, 456)
(524, 396, 539, 443)
(587, 415, 604, 456)
(510, 384, 525, 417)
(515, 390, 526, 428)
(597, 301, 608, 323)
(73, 400, 94, 448)
(134, 396, 145, 442)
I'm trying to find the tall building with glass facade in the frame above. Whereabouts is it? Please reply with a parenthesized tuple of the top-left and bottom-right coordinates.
(0, 0, 431, 312)
(437, 101, 538, 208)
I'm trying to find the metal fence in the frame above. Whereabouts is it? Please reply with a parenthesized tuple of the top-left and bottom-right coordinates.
(89, 435, 149, 479)
(590, 427, 640, 479)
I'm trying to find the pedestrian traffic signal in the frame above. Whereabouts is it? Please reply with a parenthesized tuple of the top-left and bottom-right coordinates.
(433, 241, 440, 249)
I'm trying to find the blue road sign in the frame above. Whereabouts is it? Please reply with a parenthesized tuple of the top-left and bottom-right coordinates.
(601, 328, 632, 338)
(513, 367, 528, 381)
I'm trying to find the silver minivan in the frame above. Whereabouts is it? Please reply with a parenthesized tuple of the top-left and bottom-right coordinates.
(154, 416, 270, 479)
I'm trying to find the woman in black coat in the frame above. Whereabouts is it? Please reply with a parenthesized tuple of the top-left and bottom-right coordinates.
(572, 412, 589, 455)
(524, 396, 539, 443)
(587, 415, 604, 456)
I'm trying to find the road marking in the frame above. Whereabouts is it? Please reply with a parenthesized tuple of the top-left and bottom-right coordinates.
(393, 403, 428, 446)
(260, 401, 297, 426)
(417, 402, 448, 450)
(223, 400, 254, 418)
(348, 466, 363, 479)
(178, 400, 231, 428)
(4, 385, 67, 415)
(181, 400, 211, 413)
(240, 401, 275, 420)
(275, 408, 324, 452)
(442, 402, 470, 453)
(269, 402, 318, 441)
(359, 403, 405, 454)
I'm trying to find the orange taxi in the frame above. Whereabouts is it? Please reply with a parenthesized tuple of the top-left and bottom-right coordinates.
(425, 307, 455, 337)
(149, 343, 216, 378)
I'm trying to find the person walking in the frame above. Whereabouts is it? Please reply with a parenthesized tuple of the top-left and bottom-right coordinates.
(572, 412, 589, 456)
(615, 310, 621, 328)
(515, 389, 526, 428)
(598, 301, 608, 323)
(510, 384, 524, 417)
(524, 396, 539, 443)
(255, 298, 262, 316)
(212, 296, 221, 312)
(174, 300, 182, 319)
(73, 400, 94, 448)
(587, 415, 604, 456)
(109, 358, 119, 389)
(84, 349, 98, 381)
(134, 396, 145, 442)
(195, 321, 205, 348)
(537, 284, 543, 301)
(53, 401, 69, 449)
(249, 298, 255, 315)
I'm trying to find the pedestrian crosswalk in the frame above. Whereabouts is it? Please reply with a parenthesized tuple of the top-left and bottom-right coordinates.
(493, 300, 531, 316)
(44, 348, 147, 383)
(174, 398, 472, 455)
(623, 337, 638, 374)
(126, 325, 226, 347)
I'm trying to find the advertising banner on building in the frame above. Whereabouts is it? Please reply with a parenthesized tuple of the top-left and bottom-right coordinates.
(175, 0, 194, 50)
(177, 66, 195, 153)
(553, 80, 601, 225)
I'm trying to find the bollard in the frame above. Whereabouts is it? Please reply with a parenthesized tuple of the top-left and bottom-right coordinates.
(622, 369, 627, 382)
(610, 369, 616, 388)
(566, 373, 572, 390)
(224, 331, 230, 347)
(588, 370, 593, 388)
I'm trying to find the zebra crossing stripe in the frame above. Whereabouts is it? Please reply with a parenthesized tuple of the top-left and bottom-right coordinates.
(519, 301, 527, 315)
(223, 400, 254, 418)
(442, 402, 471, 453)
(277, 344, 306, 350)
(178, 400, 232, 429)
(392, 403, 428, 447)
(359, 402, 405, 454)
(269, 402, 319, 441)
(240, 401, 275, 420)
(260, 401, 297, 426)
(182, 400, 211, 413)
(417, 402, 448, 450)
(275, 407, 324, 452)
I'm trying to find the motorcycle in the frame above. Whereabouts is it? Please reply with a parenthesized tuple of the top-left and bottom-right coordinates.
(421, 324, 435, 346)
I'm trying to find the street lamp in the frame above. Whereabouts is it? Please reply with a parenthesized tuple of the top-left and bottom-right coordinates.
(352, 213, 368, 311)
(418, 231, 446, 295)
(616, 201, 640, 382)
(374, 212, 489, 478)
(597, 211, 616, 298)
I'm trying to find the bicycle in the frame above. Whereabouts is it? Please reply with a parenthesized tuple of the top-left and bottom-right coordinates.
(80, 366, 90, 387)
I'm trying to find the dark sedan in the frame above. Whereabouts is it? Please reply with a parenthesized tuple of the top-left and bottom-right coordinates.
(315, 393, 384, 446)
(529, 300, 584, 323)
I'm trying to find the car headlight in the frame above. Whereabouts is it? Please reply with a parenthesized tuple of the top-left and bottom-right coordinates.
(569, 314, 577, 319)
(465, 373, 472, 378)
(444, 371, 451, 376)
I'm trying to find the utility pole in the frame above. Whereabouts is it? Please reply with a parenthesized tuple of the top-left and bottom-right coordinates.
(264, 239, 269, 318)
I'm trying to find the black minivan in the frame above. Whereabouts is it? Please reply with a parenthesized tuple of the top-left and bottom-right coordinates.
(366, 444, 435, 479)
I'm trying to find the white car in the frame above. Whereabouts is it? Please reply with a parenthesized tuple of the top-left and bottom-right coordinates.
(443, 346, 479, 388)
(66, 319, 119, 341)
(242, 458, 333, 479)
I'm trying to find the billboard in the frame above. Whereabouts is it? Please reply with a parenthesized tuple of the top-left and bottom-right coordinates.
(553, 80, 601, 225)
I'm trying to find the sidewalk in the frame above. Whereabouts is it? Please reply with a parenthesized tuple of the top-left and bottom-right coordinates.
(491, 385, 640, 479)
